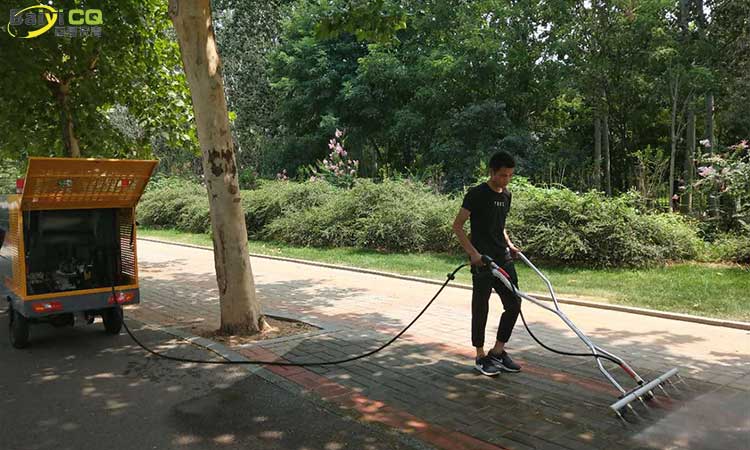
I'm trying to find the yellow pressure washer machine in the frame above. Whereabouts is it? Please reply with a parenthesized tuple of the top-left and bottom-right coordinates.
(1, 157, 157, 348)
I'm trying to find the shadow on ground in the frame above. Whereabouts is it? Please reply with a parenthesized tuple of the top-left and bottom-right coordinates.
(132, 256, 750, 450)
(0, 311, 427, 450)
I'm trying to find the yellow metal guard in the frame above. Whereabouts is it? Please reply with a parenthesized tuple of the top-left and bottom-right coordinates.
(21, 157, 158, 211)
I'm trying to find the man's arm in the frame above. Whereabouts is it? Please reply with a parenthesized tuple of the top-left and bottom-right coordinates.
(452, 207, 482, 266)
(504, 228, 520, 257)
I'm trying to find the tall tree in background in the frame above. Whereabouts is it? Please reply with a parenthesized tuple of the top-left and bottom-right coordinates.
(594, 116, 602, 189)
(269, 0, 566, 186)
(0, 0, 193, 159)
(212, 0, 295, 177)
(603, 114, 612, 195)
(653, 0, 712, 207)
(169, 0, 267, 334)
(706, 0, 749, 145)
(213, 0, 745, 196)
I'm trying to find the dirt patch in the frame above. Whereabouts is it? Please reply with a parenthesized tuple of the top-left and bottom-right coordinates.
(194, 316, 320, 346)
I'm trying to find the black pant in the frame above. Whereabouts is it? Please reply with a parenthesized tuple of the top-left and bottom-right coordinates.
(471, 261, 521, 348)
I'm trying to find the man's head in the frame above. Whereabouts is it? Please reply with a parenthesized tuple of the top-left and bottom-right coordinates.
(488, 151, 515, 189)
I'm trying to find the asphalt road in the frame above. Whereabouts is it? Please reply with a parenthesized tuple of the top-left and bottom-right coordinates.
(0, 310, 425, 450)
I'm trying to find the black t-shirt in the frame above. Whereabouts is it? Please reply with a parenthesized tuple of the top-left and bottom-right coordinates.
(461, 182, 512, 263)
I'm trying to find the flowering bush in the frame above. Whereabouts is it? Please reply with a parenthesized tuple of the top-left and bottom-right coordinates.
(239, 167, 259, 189)
(276, 169, 289, 181)
(695, 140, 750, 231)
(306, 129, 359, 188)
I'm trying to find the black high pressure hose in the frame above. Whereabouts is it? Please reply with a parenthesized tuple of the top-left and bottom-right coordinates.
(111, 247, 620, 367)
(112, 255, 469, 366)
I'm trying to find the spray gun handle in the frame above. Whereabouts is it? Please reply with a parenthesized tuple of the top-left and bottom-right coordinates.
(481, 255, 506, 275)
(481, 254, 497, 267)
(482, 254, 515, 291)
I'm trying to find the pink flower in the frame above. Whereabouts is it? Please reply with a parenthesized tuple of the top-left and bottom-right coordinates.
(699, 139, 711, 148)
(335, 129, 343, 138)
(697, 166, 716, 177)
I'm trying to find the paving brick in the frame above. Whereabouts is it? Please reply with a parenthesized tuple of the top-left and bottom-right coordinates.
(135, 240, 750, 450)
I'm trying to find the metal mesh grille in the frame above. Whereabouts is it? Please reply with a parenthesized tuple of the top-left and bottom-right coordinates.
(21, 158, 157, 211)
(118, 208, 137, 286)
(1, 196, 25, 296)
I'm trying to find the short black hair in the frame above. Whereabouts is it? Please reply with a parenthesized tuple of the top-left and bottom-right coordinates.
(489, 151, 515, 170)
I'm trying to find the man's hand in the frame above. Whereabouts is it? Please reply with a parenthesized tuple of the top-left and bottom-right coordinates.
(508, 243, 521, 259)
(470, 252, 484, 266)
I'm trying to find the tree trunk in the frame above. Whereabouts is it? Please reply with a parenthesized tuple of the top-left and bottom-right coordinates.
(669, 77, 679, 211)
(636, 160, 645, 198)
(621, 119, 629, 193)
(705, 92, 719, 218)
(603, 115, 611, 196)
(685, 108, 695, 212)
(169, 0, 266, 334)
(679, 0, 689, 32)
(43, 73, 81, 157)
(693, 2, 718, 219)
(593, 115, 601, 191)
(705, 92, 715, 152)
(695, 0, 706, 28)
(60, 82, 81, 158)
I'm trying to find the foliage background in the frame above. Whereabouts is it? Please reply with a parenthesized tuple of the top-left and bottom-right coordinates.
(136, 177, 747, 267)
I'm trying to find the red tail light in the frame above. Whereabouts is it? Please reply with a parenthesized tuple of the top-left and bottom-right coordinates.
(33, 301, 63, 313)
(108, 292, 135, 304)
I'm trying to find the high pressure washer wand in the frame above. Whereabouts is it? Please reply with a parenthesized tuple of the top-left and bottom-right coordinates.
(481, 253, 683, 418)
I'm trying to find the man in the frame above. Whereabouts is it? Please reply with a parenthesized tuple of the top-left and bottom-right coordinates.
(452, 151, 522, 376)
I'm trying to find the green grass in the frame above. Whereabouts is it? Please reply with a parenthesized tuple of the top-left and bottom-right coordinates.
(139, 228, 750, 322)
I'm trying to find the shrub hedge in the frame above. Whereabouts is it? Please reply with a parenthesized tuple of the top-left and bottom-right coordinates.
(507, 184, 701, 266)
(709, 234, 750, 264)
(139, 177, 717, 267)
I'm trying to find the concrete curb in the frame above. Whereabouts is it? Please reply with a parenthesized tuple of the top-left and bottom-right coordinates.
(138, 236, 750, 331)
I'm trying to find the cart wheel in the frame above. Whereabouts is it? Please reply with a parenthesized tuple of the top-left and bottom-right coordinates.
(9, 309, 30, 349)
(102, 307, 123, 335)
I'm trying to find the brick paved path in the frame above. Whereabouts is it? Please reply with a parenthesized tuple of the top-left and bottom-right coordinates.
(127, 239, 750, 450)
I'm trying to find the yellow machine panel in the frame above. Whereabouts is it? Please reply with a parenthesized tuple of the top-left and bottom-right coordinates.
(21, 157, 158, 211)
(0, 195, 25, 297)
